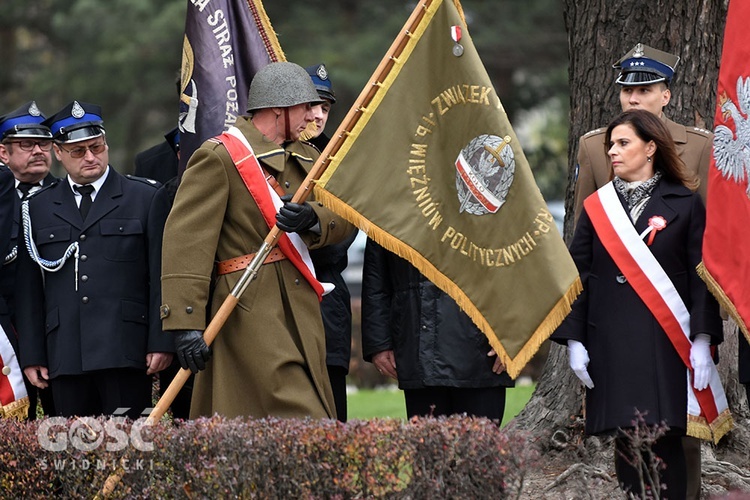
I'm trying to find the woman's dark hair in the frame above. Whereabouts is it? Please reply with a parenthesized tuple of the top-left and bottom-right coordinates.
(604, 109, 699, 191)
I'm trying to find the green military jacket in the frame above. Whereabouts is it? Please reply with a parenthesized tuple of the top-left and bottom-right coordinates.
(572, 116, 712, 223)
(161, 116, 353, 419)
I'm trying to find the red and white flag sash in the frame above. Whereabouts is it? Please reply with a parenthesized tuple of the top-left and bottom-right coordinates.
(214, 127, 332, 301)
(0, 325, 29, 420)
(584, 183, 732, 443)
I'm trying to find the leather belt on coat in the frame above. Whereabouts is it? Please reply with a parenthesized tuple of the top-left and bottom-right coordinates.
(215, 247, 287, 275)
(215, 164, 290, 276)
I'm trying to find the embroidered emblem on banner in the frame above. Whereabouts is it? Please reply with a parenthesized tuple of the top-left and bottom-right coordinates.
(179, 36, 199, 134)
(713, 76, 750, 198)
(455, 134, 514, 215)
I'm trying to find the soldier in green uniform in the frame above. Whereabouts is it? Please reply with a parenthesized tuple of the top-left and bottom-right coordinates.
(160, 62, 353, 419)
(570, 43, 712, 500)
(572, 43, 712, 222)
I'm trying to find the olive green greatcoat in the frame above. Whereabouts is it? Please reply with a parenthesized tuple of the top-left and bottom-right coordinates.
(572, 116, 713, 222)
(161, 116, 353, 419)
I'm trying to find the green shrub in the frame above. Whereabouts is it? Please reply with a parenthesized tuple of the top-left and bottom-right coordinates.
(0, 415, 538, 498)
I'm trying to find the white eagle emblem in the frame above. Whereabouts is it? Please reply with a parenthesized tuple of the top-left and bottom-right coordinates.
(713, 76, 750, 198)
(454, 134, 515, 215)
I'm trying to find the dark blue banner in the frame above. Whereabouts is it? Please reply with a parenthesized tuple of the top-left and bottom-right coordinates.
(178, 0, 284, 174)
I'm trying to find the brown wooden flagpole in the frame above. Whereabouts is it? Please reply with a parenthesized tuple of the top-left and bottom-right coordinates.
(96, 0, 434, 496)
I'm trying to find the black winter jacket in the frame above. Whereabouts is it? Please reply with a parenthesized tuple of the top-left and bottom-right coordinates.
(309, 132, 356, 371)
(361, 240, 514, 390)
(311, 231, 357, 371)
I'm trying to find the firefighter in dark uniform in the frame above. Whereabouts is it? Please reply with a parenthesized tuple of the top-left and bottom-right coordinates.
(16, 101, 174, 419)
(570, 44, 712, 500)
(0, 101, 58, 419)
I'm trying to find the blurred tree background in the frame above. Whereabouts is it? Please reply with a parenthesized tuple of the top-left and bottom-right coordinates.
(0, 0, 185, 174)
(0, 0, 569, 200)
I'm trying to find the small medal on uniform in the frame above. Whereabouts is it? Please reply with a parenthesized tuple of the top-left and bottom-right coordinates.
(451, 25, 464, 57)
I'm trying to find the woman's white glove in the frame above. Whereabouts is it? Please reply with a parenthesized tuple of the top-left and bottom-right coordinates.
(567, 340, 594, 389)
(690, 334, 712, 391)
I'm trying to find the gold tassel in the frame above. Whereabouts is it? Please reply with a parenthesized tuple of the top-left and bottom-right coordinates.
(300, 121, 318, 142)
(687, 419, 713, 442)
(709, 409, 735, 444)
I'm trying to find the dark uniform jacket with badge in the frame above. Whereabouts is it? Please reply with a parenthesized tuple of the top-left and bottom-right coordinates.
(551, 178, 722, 435)
(361, 240, 515, 391)
(573, 116, 712, 222)
(0, 167, 16, 320)
(0, 168, 16, 350)
(16, 168, 172, 377)
(0, 172, 57, 320)
(161, 116, 354, 420)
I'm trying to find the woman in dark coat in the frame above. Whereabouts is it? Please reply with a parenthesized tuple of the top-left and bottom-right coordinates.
(361, 239, 514, 421)
(552, 109, 724, 498)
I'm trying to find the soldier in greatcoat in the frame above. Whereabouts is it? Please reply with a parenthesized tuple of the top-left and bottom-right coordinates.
(161, 62, 353, 419)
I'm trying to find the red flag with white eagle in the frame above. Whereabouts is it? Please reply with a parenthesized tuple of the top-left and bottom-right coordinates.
(698, 0, 750, 346)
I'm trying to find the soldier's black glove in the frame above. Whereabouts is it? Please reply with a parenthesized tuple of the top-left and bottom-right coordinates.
(173, 330, 211, 373)
(276, 194, 319, 233)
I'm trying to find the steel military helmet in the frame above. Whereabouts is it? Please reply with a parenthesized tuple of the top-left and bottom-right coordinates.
(246, 62, 324, 113)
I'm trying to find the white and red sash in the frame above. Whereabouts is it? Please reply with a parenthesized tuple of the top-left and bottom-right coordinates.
(0, 325, 29, 420)
(584, 182, 733, 443)
(213, 126, 333, 301)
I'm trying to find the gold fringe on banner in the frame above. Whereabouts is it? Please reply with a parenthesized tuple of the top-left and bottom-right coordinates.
(0, 396, 29, 421)
(697, 261, 750, 344)
(313, 187, 582, 379)
(247, 0, 286, 62)
(313, 0, 581, 379)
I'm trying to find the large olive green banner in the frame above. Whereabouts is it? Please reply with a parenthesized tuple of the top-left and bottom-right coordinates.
(315, 0, 581, 378)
